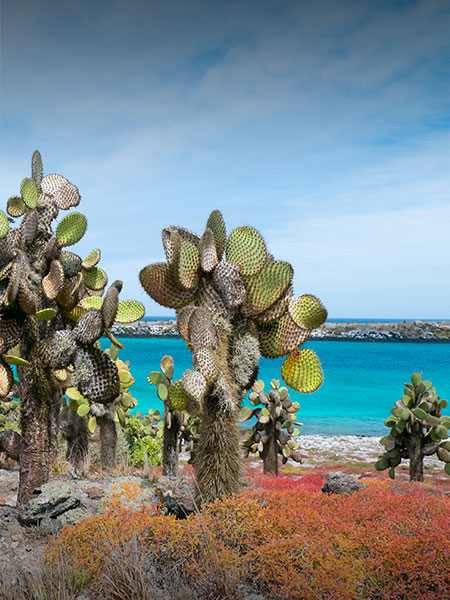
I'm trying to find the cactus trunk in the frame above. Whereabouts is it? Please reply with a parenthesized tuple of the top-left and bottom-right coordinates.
(17, 365, 55, 505)
(194, 391, 241, 504)
(408, 432, 423, 482)
(163, 409, 182, 477)
(98, 413, 117, 468)
(66, 410, 89, 469)
(262, 424, 279, 475)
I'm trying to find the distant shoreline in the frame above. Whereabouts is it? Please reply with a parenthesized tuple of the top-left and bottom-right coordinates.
(111, 319, 450, 343)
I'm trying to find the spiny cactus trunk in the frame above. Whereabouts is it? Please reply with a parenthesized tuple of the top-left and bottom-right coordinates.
(163, 410, 182, 478)
(408, 432, 423, 482)
(194, 393, 241, 504)
(98, 413, 117, 469)
(262, 424, 279, 475)
(17, 366, 55, 505)
(66, 410, 89, 470)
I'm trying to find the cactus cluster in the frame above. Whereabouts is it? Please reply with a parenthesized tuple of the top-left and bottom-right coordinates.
(240, 379, 302, 475)
(0, 151, 144, 503)
(123, 409, 162, 468)
(376, 373, 450, 480)
(140, 211, 326, 502)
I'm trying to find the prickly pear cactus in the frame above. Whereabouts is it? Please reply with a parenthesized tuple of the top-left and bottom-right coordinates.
(240, 379, 302, 475)
(148, 355, 186, 477)
(0, 151, 145, 503)
(376, 372, 450, 481)
(140, 210, 326, 502)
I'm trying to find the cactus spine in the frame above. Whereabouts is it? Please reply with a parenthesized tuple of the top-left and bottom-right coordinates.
(240, 379, 302, 475)
(140, 210, 325, 503)
(0, 152, 144, 503)
(376, 372, 450, 481)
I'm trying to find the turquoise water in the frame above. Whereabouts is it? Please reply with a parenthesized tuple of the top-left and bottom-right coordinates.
(102, 338, 450, 437)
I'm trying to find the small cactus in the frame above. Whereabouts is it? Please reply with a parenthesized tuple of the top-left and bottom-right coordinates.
(376, 372, 450, 481)
(241, 379, 302, 475)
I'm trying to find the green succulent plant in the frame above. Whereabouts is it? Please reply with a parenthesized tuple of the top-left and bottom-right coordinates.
(376, 372, 450, 481)
(0, 151, 144, 504)
(240, 379, 302, 475)
(140, 210, 326, 503)
(147, 354, 187, 477)
(123, 410, 162, 469)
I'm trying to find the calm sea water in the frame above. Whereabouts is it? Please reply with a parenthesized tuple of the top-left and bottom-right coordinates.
(101, 337, 450, 437)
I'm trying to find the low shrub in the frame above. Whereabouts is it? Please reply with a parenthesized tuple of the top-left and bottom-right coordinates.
(47, 484, 450, 600)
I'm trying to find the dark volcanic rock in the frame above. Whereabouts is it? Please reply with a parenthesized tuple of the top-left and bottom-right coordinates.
(322, 473, 368, 495)
(18, 480, 81, 524)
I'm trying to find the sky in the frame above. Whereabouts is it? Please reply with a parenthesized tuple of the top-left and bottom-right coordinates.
(0, 0, 449, 318)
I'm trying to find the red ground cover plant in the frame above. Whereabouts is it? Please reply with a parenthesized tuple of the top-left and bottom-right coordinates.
(247, 470, 326, 491)
(47, 484, 450, 600)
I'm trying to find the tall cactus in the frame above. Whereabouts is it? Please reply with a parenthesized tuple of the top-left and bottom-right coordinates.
(376, 372, 450, 481)
(140, 210, 326, 503)
(0, 151, 144, 504)
(240, 379, 303, 475)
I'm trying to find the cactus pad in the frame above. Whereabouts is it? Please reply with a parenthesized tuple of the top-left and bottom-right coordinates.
(20, 178, 38, 209)
(178, 240, 200, 289)
(243, 261, 293, 316)
(206, 210, 226, 259)
(18, 281, 37, 315)
(199, 227, 219, 272)
(82, 249, 101, 270)
(188, 307, 218, 349)
(289, 294, 327, 330)
(168, 379, 188, 411)
(80, 296, 103, 311)
(0, 211, 9, 240)
(0, 316, 23, 353)
(42, 259, 65, 300)
(182, 368, 206, 401)
(101, 280, 122, 328)
(140, 263, 195, 308)
(160, 355, 174, 379)
(35, 308, 57, 320)
(176, 305, 196, 341)
(281, 348, 323, 393)
(115, 300, 145, 323)
(193, 347, 219, 385)
(83, 266, 108, 290)
(32, 150, 43, 188)
(20, 212, 38, 244)
(258, 313, 310, 358)
(225, 226, 267, 276)
(41, 174, 80, 210)
(40, 330, 77, 369)
(56, 212, 87, 247)
(73, 308, 104, 345)
(0, 359, 13, 397)
(60, 251, 83, 278)
(7, 196, 25, 218)
(255, 284, 293, 324)
(212, 261, 246, 308)
(73, 346, 120, 403)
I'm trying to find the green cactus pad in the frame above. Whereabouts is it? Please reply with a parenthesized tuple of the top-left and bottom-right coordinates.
(83, 266, 108, 290)
(243, 261, 293, 316)
(238, 406, 252, 422)
(225, 226, 267, 276)
(199, 228, 219, 272)
(148, 371, 163, 385)
(168, 379, 188, 411)
(41, 174, 80, 210)
(115, 300, 145, 323)
(77, 404, 90, 418)
(178, 240, 200, 289)
(139, 263, 195, 309)
(2, 354, 30, 366)
(258, 313, 310, 358)
(0, 211, 9, 240)
(160, 355, 174, 379)
(42, 259, 65, 300)
(182, 368, 206, 400)
(6, 196, 25, 218)
(206, 210, 226, 259)
(255, 284, 293, 324)
(212, 261, 246, 308)
(288, 295, 327, 330)
(20, 178, 38, 209)
(82, 249, 101, 270)
(281, 349, 323, 393)
(0, 359, 13, 397)
(88, 416, 97, 433)
(80, 296, 103, 310)
(157, 383, 168, 401)
(56, 212, 87, 247)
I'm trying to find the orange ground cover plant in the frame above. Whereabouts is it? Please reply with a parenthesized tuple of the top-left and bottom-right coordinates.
(47, 484, 450, 600)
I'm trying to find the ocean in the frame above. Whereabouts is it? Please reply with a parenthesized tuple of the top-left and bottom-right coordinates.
(101, 336, 450, 437)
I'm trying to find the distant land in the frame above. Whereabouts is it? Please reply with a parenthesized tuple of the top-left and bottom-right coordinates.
(111, 319, 450, 342)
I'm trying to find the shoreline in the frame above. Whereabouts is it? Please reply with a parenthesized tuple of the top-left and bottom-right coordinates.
(110, 319, 450, 343)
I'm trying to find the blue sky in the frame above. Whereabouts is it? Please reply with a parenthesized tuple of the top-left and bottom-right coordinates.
(1, 0, 448, 318)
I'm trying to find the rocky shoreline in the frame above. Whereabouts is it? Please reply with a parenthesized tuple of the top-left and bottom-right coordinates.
(111, 319, 450, 342)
